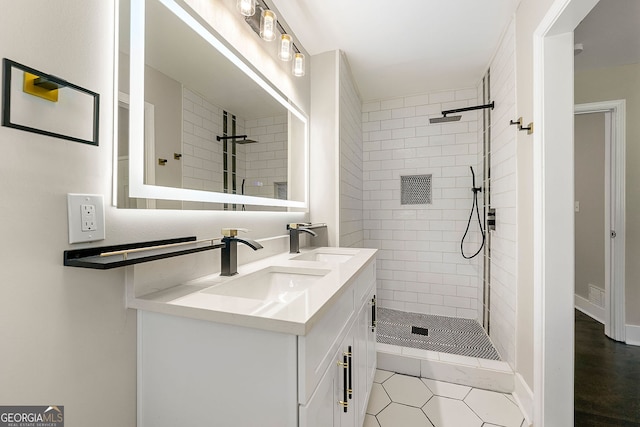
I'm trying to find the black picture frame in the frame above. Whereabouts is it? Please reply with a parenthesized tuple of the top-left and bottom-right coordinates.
(1, 58, 100, 146)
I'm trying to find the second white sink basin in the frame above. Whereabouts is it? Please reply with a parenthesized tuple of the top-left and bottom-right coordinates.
(292, 249, 358, 263)
(202, 266, 330, 302)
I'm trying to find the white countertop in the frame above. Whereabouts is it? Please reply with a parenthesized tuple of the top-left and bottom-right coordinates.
(127, 247, 377, 335)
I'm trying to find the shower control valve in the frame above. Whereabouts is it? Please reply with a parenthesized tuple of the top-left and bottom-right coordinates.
(487, 208, 496, 231)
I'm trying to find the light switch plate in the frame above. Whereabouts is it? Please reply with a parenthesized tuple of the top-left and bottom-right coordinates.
(67, 194, 105, 243)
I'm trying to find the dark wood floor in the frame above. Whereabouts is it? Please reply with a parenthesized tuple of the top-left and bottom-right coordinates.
(575, 310, 640, 426)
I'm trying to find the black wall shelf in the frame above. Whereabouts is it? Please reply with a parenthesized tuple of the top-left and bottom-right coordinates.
(63, 236, 225, 270)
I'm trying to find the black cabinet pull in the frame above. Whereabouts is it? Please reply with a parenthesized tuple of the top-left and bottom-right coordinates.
(338, 355, 348, 412)
(345, 346, 353, 399)
(371, 295, 377, 331)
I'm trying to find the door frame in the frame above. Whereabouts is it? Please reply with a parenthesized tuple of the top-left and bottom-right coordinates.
(574, 100, 626, 341)
(532, 0, 600, 425)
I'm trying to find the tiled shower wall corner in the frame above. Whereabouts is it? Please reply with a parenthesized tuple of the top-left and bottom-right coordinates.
(476, 81, 486, 332)
(485, 18, 517, 366)
(362, 89, 482, 320)
(339, 53, 364, 248)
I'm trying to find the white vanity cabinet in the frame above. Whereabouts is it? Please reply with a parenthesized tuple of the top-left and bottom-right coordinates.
(299, 260, 376, 427)
(137, 257, 376, 427)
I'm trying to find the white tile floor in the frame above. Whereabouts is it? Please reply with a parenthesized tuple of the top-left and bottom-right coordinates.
(366, 370, 527, 427)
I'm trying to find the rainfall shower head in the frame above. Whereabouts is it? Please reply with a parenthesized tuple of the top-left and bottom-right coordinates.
(215, 135, 259, 144)
(429, 115, 462, 124)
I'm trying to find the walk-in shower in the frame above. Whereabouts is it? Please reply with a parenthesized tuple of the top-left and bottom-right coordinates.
(375, 71, 496, 361)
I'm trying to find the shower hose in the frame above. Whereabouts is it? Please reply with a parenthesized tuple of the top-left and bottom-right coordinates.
(461, 166, 485, 259)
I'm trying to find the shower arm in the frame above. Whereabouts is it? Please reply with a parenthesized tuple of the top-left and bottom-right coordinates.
(440, 101, 495, 118)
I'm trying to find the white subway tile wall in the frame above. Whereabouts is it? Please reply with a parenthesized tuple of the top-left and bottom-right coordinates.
(182, 87, 287, 203)
(485, 19, 517, 366)
(362, 88, 482, 320)
(339, 54, 364, 248)
(182, 87, 224, 193)
(243, 115, 288, 199)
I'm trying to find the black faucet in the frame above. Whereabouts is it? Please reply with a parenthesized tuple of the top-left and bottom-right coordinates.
(220, 228, 263, 276)
(287, 223, 318, 254)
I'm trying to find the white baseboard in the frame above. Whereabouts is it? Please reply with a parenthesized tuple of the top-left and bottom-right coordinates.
(625, 324, 640, 346)
(575, 294, 605, 324)
(575, 294, 640, 346)
(512, 373, 533, 426)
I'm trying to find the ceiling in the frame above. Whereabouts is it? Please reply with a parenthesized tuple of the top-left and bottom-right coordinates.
(574, 0, 640, 71)
(271, 0, 521, 101)
(272, 0, 640, 101)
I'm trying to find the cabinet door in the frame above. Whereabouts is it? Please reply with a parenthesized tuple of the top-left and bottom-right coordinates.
(354, 290, 377, 426)
(300, 330, 356, 427)
(355, 303, 369, 424)
(299, 350, 339, 427)
(338, 326, 356, 427)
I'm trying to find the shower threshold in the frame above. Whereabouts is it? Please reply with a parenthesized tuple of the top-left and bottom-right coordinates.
(376, 307, 514, 393)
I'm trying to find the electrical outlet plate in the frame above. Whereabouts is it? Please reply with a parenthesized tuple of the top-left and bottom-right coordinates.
(67, 194, 105, 243)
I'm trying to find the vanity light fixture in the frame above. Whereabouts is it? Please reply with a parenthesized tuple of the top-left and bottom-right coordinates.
(240, 0, 305, 76)
(260, 9, 277, 41)
(237, 0, 256, 17)
(278, 34, 293, 61)
(292, 52, 305, 77)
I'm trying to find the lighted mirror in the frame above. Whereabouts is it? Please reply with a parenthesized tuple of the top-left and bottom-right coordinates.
(117, 0, 308, 210)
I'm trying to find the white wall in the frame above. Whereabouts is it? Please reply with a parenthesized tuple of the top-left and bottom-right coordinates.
(310, 51, 340, 244)
(0, 1, 310, 426)
(514, 0, 557, 392)
(362, 88, 482, 319)
(339, 53, 364, 248)
(574, 113, 605, 300)
(486, 19, 518, 367)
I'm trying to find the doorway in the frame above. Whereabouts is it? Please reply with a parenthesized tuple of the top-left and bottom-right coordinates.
(574, 101, 626, 342)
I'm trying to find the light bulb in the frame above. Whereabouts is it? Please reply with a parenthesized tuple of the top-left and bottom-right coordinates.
(236, 0, 255, 16)
(292, 53, 305, 77)
(279, 34, 293, 61)
(260, 10, 277, 41)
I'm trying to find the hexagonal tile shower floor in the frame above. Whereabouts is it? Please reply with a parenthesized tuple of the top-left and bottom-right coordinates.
(376, 307, 500, 360)
(366, 370, 527, 427)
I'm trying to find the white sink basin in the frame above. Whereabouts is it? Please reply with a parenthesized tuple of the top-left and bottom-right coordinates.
(292, 250, 357, 263)
(202, 266, 330, 302)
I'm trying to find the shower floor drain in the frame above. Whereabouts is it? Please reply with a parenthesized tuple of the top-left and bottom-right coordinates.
(377, 307, 500, 360)
(411, 326, 429, 336)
